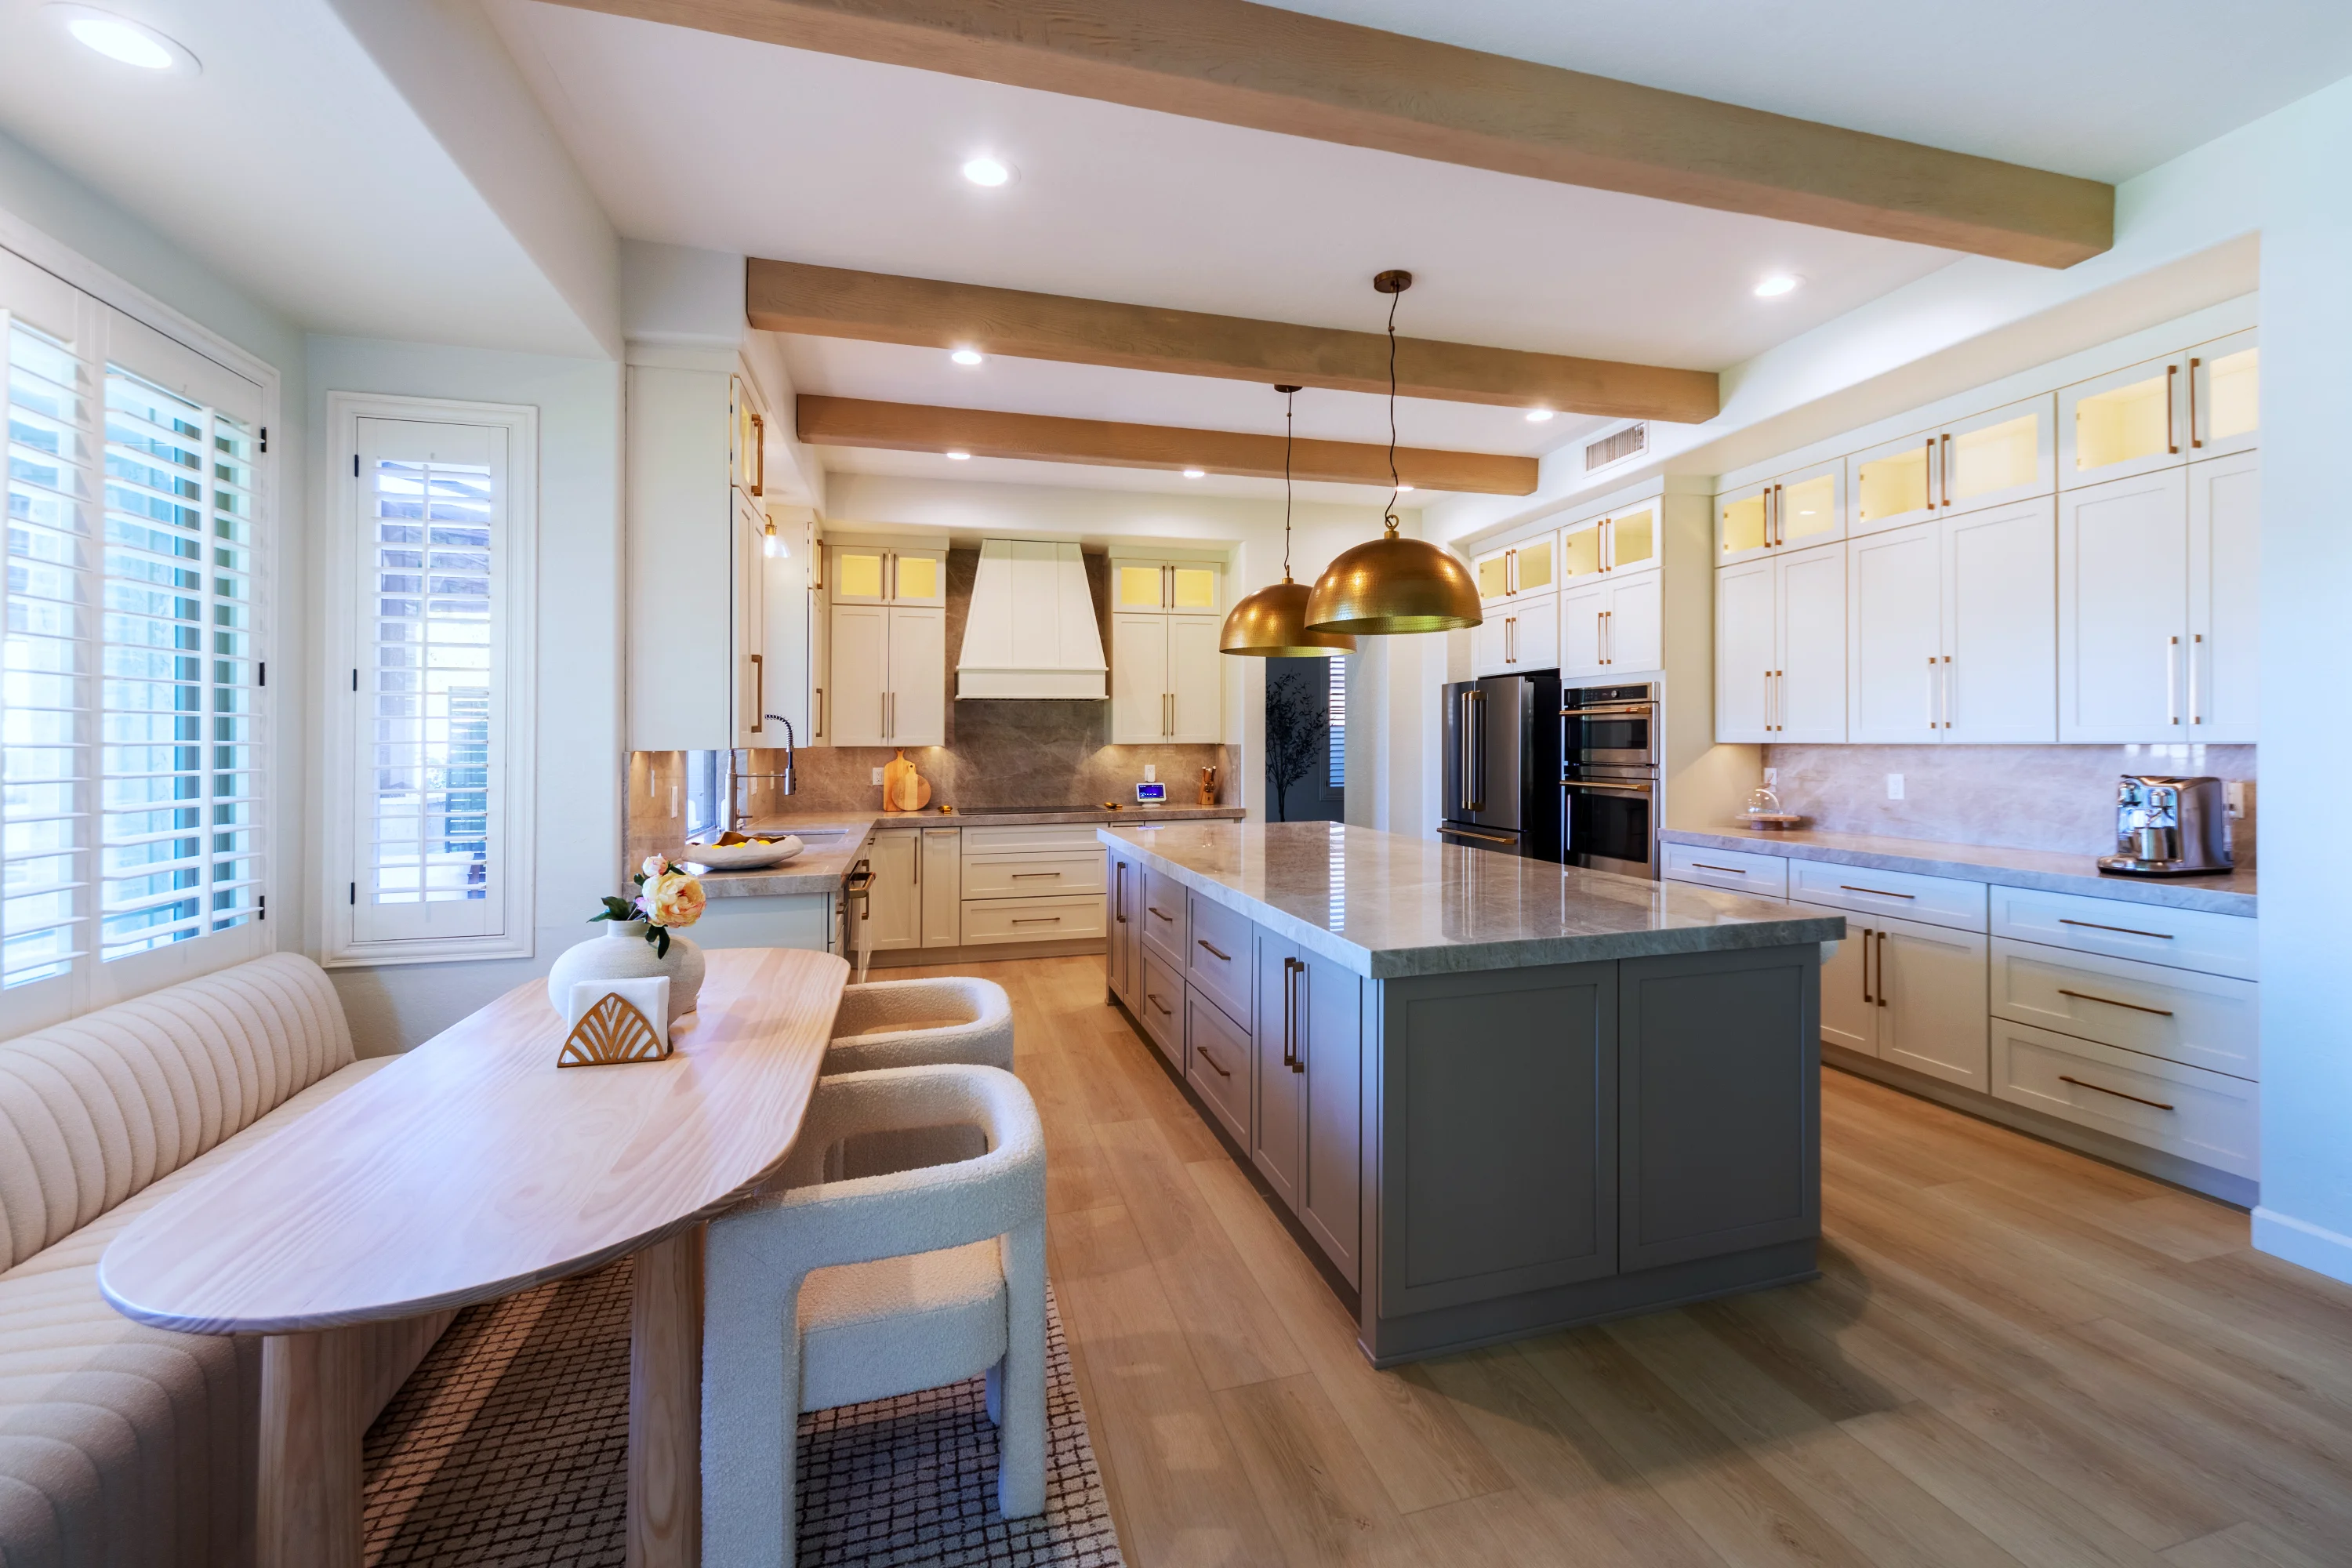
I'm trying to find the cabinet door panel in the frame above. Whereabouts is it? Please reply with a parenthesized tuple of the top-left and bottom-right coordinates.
(1186, 991, 1252, 1147)
(886, 606, 946, 745)
(864, 829, 922, 952)
(1559, 582, 1606, 678)
(1794, 900, 1875, 1054)
(1137, 949, 1185, 1068)
(1106, 851, 1137, 1004)
(1942, 397, 2054, 516)
(1470, 612, 1510, 677)
(1516, 536, 1555, 593)
(1851, 427, 1937, 535)
(1605, 572, 1661, 673)
(1716, 481, 1772, 564)
(2059, 468, 2187, 742)
(1777, 466, 1842, 550)
(919, 827, 960, 947)
(832, 546, 888, 604)
(1777, 545, 1846, 742)
(829, 604, 887, 746)
(1848, 521, 1941, 743)
(1514, 593, 1559, 672)
(2190, 332, 2258, 460)
(1475, 547, 1512, 604)
(1110, 614, 1168, 743)
(1252, 932, 1303, 1211)
(2061, 355, 2185, 488)
(1166, 615, 1223, 741)
(735, 491, 768, 747)
(1114, 562, 1166, 611)
(1605, 506, 1658, 572)
(1298, 950, 1363, 1287)
(2188, 451, 2258, 743)
(1714, 560, 1774, 742)
(890, 548, 946, 606)
(1944, 500, 2056, 743)
(1873, 914, 1990, 1091)
(1167, 563, 1221, 615)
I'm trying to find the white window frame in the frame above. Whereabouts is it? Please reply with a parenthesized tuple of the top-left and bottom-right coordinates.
(323, 393, 537, 967)
(1, 207, 281, 1038)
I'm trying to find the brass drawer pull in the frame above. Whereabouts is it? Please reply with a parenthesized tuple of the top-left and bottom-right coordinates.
(1011, 916, 1062, 926)
(1146, 991, 1173, 1016)
(1839, 884, 1915, 899)
(1011, 871, 1063, 880)
(2056, 988, 2175, 1018)
(2060, 916, 2173, 940)
(1148, 905, 1174, 922)
(1196, 938, 1232, 962)
(1690, 862, 1748, 874)
(1195, 1044, 1232, 1078)
(2058, 1074, 2175, 1112)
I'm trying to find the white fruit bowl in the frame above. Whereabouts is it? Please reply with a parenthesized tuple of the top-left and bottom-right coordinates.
(687, 835, 804, 870)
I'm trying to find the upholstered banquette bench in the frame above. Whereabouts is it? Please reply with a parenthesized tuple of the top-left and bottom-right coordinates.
(0, 952, 444, 1568)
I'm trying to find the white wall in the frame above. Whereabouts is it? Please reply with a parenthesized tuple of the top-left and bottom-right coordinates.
(306, 336, 624, 1056)
(2250, 73, 2352, 1284)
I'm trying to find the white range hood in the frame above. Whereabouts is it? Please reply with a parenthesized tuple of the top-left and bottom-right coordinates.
(956, 539, 1109, 699)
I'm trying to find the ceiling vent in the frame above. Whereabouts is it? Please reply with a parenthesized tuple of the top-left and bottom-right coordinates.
(956, 539, 1108, 699)
(1584, 423, 1649, 472)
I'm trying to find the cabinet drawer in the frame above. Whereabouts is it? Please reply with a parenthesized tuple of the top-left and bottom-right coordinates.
(1987, 885, 2255, 979)
(1185, 990, 1252, 1148)
(1136, 949, 1185, 1068)
(1186, 893, 1254, 1025)
(1990, 938, 2257, 1080)
(1991, 1019, 2256, 1178)
(1789, 859, 1986, 931)
(960, 822, 1105, 855)
(960, 852, 1108, 898)
(1664, 844, 1789, 898)
(1140, 868, 1189, 964)
(959, 894, 1105, 945)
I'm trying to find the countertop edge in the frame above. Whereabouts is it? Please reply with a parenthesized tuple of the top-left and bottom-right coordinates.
(1661, 829, 2257, 917)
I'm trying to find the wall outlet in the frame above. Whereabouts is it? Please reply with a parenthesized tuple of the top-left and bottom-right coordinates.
(1762, 768, 1777, 786)
(871, 767, 884, 786)
(1886, 772, 1905, 800)
(2226, 779, 2249, 820)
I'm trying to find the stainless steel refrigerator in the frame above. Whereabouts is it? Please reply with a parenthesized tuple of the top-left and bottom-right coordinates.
(1439, 673, 1563, 859)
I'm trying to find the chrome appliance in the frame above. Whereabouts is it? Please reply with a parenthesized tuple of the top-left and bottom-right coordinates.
(2096, 775, 2233, 877)
(1560, 681, 1661, 880)
(1439, 673, 1563, 858)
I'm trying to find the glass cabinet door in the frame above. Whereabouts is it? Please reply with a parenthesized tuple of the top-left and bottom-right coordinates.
(1115, 563, 1167, 610)
(2060, 355, 2185, 487)
(1167, 564, 1219, 614)
(891, 549, 946, 605)
(833, 546, 888, 603)
(1560, 520, 1604, 579)
(1942, 397, 2054, 516)
(1777, 466, 1842, 548)
(2190, 331, 2258, 459)
(1515, 536, 1555, 593)
(1852, 430, 1936, 535)
(1716, 483, 1771, 561)
(1605, 506, 1656, 572)
(1475, 547, 1512, 602)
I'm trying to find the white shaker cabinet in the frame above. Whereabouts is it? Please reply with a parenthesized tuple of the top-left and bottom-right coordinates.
(1795, 900, 1990, 1092)
(1715, 543, 1843, 742)
(1475, 591, 1558, 675)
(1849, 499, 2056, 744)
(829, 602, 946, 746)
(2187, 451, 2259, 742)
(1112, 612, 1223, 742)
(1559, 575, 1657, 677)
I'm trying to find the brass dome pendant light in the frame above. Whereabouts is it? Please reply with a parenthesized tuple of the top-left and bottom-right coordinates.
(1219, 385, 1357, 657)
(1303, 270, 1483, 635)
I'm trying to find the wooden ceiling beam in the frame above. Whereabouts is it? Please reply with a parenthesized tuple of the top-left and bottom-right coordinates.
(753, 260, 1717, 423)
(796, 395, 1540, 495)
(553, 0, 2111, 267)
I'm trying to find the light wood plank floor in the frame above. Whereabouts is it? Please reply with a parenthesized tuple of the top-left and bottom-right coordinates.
(886, 954, 2352, 1568)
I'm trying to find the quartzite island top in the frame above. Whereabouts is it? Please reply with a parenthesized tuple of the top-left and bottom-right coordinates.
(1102, 820, 1843, 978)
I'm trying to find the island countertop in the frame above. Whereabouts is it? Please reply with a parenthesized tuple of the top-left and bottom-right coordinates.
(1102, 820, 1843, 978)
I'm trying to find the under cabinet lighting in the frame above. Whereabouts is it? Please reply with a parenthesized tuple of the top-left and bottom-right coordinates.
(49, 5, 198, 72)
(950, 348, 984, 365)
(946, 449, 972, 460)
(961, 157, 1014, 187)
(1754, 274, 1802, 298)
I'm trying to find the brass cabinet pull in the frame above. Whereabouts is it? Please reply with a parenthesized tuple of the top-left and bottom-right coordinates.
(2167, 633, 2180, 726)
(2189, 356, 2202, 448)
(1860, 922, 1873, 1006)
(1922, 437, 1935, 509)
(1196, 1044, 1232, 1078)
(2190, 631, 2203, 727)
(1011, 871, 1062, 880)
(750, 653, 763, 733)
(1839, 884, 1916, 898)
(1690, 862, 1748, 874)
(1196, 938, 1231, 962)
(1940, 433, 1952, 506)
(1148, 905, 1174, 923)
(1146, 991, 1173, 1015)
(2166, 362, 2179, 454)
(2059, 916, 2173, 940)
(2057, 987, 2175, 1018)
(1876, 929, 1888, 1007)
(1011, 916, 1062, 926)
(1442, 825, 1519, 844)
(2060, 1073, 2174, 1112)
(1283, 955, 1303, 1072)
(1114, 862, 1126, 923)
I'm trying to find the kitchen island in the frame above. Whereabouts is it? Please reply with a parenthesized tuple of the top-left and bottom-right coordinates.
(1101, 820, 1846, 1365)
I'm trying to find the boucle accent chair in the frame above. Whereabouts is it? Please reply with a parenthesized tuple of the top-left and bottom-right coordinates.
(702, 1063, 1047, 1568)
(822, 977, 1014, 1176)
(0, 952, 419, 1568)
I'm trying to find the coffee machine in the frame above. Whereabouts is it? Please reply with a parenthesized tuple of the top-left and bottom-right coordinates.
(2096, 775, 2233, 877)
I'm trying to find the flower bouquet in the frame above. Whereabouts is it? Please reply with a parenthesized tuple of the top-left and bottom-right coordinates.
(595, 855, 707, 957)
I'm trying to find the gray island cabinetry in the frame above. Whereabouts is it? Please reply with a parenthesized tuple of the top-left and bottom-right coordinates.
(1102, 821, 1844, 1366)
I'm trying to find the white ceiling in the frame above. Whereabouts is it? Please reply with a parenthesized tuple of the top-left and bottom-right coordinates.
(0, 0, 604, 354)
(1260, 0, 2352, 184)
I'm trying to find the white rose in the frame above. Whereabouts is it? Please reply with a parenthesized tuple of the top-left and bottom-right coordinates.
(641, 855, 667, 880)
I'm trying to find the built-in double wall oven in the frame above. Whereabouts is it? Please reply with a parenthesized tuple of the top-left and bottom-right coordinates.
(1561, 681, 1660, 879)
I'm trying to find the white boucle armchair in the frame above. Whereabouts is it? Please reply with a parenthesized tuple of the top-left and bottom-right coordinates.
(702, 1063, 1047, 1568)
(822, 976, 1014, 1177)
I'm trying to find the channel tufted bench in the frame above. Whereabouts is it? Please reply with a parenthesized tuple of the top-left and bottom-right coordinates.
(0, 952, 444, 1568)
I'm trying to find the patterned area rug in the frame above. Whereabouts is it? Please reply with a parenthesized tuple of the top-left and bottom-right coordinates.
(361, 1257, 1123, 1567)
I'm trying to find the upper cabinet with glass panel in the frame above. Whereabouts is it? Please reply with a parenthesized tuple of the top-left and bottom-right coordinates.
(1850, 397, 2052, 537)
(2060, 335, 2257, 488)
(829, 543, 947, 606)
(1715, 463, 1842, 564)
(1472, 538, 1553, 604)
(1563, 503, 1664, 579)
(2190, 330, 2259, 461)
(1110, 556, 1221, 615)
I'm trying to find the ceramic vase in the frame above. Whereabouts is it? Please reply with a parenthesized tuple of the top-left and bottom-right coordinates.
(547, 922, 705, 1025)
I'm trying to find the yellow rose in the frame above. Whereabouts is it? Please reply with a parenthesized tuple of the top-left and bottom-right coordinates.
(648, 870, 705, 929)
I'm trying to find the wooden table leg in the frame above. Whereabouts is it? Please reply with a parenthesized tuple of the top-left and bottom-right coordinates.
(259, 1327, 365, 1568)
(629, 1225, 704, 1568)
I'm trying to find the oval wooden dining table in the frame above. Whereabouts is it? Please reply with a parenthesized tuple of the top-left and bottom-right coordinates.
(99, 945, 849, 1568)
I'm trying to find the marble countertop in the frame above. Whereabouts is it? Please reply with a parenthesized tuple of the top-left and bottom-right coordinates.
(1662, 826, 2257, 916)
(1102, 820, 1844, 979)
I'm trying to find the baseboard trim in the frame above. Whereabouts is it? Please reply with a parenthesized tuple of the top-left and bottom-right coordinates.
(1823, 1045, 2257, 1208)
(2252, 1207, 2352, 1286)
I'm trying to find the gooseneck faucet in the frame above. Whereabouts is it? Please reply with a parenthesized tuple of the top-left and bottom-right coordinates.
(720, 717, 799, 834)
(764, 716, 797, 799)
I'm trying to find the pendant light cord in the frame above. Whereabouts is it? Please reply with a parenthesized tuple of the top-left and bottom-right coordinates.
(1383, 290, 1401, 532)
(1283, 387, 1295, 580)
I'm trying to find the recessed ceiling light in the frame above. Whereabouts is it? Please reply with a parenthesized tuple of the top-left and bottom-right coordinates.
(961, 157, 1014, 187)
(48, 5, 196, 72)
(1397, 484, 1415, 492)
(1182, 468, 1206, 479)
(950, 348, 984, 366)
(946, 450, 972, 461)
(1754, 274, 1802, 298)
(1524, 408, 1554, 423)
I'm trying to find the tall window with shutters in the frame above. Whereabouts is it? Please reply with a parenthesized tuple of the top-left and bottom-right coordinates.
(3, 240, 275, 1029)
(328, 399, 535, 962)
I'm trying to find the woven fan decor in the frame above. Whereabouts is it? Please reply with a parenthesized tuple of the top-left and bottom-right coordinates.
(559, 992, 670, 1068)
